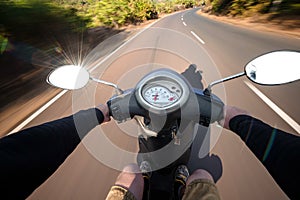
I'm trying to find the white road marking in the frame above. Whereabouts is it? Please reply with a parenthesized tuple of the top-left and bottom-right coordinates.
(8, 90, 68, 135)
(190, 31, 205, 44)
(244, 81, 300, 134)
(183, 22, 187, 26)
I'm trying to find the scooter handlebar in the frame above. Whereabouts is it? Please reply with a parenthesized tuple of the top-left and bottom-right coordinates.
(107, 88, 224, 126)
(107, 90, 148, 123)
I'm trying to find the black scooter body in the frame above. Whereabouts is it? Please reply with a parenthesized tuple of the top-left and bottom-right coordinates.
(137, 65, 205, 200)
(138, 134, 192, 200)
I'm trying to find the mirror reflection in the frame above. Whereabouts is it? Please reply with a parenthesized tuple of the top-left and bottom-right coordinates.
(47, 65, 90, 90)
(245, 51, 300, 85)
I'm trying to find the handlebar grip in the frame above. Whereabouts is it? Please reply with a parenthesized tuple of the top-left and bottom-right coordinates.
(193, 89, 224, 126)
(107, 90, 147, 123)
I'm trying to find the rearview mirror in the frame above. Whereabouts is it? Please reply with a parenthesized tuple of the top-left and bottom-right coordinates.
(47, 65, 90, 90)
(245, 51, 300, 85)
(47, 65, 124, 93)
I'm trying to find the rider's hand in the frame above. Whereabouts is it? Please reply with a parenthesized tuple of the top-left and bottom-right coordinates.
(97, 104, 111, 123)
(219, 105, 249, 130)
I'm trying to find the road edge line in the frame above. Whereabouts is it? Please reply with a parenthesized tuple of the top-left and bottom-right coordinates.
(7, 90, 68, 135)
(244, 81, 300, 134)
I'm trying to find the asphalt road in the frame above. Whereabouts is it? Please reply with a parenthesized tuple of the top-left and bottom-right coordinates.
(7, 8, 300, 199)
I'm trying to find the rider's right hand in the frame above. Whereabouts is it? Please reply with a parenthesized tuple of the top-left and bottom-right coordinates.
(219, 105, 250, 130)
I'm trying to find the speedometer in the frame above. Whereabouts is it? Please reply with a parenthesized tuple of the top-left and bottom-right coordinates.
(143, 85, 180, 108)
(135, 69, 191, 114)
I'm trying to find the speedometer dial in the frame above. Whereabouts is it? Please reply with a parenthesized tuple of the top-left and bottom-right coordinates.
(143, 85, 180, 108)
(135, 69, 190, 114)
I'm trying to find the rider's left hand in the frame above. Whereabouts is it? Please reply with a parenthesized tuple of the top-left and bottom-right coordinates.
(97, 104, 111, 123)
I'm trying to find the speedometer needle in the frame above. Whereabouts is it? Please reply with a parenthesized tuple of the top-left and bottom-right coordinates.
(153, 93, 159, 101)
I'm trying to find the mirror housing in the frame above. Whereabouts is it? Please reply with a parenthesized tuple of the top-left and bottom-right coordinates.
(47, 65, 123, 93)
(47, 65, 90, 90)
(245, 51, 300, 85)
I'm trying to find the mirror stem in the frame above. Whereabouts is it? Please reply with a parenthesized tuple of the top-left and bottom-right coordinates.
(204, 72, 245, 95)
(90, 77, 124, 95)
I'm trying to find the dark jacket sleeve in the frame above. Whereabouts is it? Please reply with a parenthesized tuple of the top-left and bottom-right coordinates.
(0, 108, 104, 199)
(230, 115, 300, 199)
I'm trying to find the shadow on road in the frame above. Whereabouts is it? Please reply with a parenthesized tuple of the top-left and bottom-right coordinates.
(182, 64, 223, 183)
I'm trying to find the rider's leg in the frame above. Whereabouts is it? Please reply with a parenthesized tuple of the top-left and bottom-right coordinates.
(186, 169, 213, 185)
(106, 164, 144, 200)
(182, 169, 221, 200)
(140, 161, 152, 200)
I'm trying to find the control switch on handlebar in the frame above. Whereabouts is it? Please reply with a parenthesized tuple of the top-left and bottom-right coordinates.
(107, 92, 132, 123)
(107, 90, 148, 123)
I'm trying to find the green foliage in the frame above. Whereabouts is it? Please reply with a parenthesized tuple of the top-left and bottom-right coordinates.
(0, 35, 9, 54)
(156, 0, 177, 14)
(79, 0, 198, 28)
(89, 0, 130, 27)
(1, 0, 200, 30)
(210, 0, 300, 16)
(176, 0, 197, 8)
(155, 0, 198, 14)
(210, 0, 232, 13)
(229, 0, 261, 15)
(2, 0, 298, 32)
(210, 0, 278, 16)
(81, 0, 158, 28)
(0, 0, 89, 42)
(128, 0, 158, 22)
(277, 0, 300, 15)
